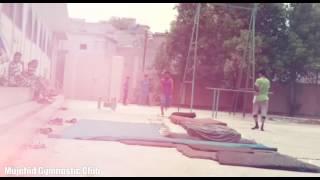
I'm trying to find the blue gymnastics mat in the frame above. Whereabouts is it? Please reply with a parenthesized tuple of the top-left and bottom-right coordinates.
(50, 119, 277, 152)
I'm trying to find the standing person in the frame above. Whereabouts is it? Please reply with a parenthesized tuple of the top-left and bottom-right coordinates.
(123, 76, 130, 105)
(8, 52, 24, 86)
(252, 69, 271, 131)
(141, 74, 150, 105)
(160, 71, 174, 116)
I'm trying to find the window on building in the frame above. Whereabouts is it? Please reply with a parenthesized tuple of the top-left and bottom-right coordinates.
(2, 3, 14, 20)
(26, 8, 32, 40)
(32, 18, 38, 44)
(14, 3, 23, 30)
(80, 44, 87, 50)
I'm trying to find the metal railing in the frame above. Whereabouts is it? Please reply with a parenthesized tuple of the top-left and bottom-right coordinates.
(206, 87, 273, 118)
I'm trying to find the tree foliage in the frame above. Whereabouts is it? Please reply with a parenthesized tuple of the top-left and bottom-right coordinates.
(153, 3, 320, 116)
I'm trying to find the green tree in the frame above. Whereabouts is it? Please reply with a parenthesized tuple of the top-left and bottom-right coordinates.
(154, 42, 171, 73)
(165, 3, 253, 85)
(154, 3, 320, 116)
(277, 4, 320, 115)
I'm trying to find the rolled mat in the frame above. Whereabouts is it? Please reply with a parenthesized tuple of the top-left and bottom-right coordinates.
(171, 112, 196, 118)
(170, 115, 227, 126)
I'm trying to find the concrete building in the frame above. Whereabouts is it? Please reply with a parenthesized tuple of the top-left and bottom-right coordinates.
(62, 18, 119, 101)
(62, 18, 152, 103)
(0, 4, 167, 105)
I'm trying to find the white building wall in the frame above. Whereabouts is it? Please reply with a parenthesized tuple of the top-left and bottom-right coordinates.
(63, 31, 117, 101)
(109, 56, 124, 102)
(0, 3, 68, 81)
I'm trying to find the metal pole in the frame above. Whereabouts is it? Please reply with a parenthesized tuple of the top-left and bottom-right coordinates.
(215, 90, 220, 118)
(182, 12, 197, 83)
(242, 6, 255, 118)
(190, 4, 201, 112)
(252, 4, 257, 88)
(233, 12, 253, 114)
(212, 89, 216, 117)
(179, 8, 197, 111)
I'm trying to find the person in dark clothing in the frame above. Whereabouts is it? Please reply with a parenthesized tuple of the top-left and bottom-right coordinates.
(160, 71, 174, 116)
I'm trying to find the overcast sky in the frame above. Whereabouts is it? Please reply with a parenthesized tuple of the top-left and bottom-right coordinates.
(67, 3, 178, 33)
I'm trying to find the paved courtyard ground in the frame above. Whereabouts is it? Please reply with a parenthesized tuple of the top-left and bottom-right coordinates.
(5, 100, 320, 177)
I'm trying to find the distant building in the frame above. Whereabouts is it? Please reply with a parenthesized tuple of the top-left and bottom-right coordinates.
(0, 4, 169, 104)
(62, 18, 156, 103)
(62, 18, 119, 100)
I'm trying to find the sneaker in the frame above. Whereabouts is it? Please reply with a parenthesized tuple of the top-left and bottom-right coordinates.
(251, 126, 259, 130)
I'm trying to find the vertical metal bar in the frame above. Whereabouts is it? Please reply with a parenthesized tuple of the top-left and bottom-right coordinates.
(252, 3, 257, 88)
(179, 3, 197, 112)
(233, 11, 253, 115)
(190, 3, 201, 112)
(182, 10, 197, 83)
(239, 4, 258, 118)
(212, 89, 216, 118)
(215, 90, 220, 118)
(215, 89, 218, 118)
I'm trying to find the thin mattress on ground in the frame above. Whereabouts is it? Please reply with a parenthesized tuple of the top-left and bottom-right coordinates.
(49, 119, 277, 151)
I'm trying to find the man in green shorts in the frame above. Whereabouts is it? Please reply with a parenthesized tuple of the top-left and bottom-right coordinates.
(252, 69, 270, 131)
